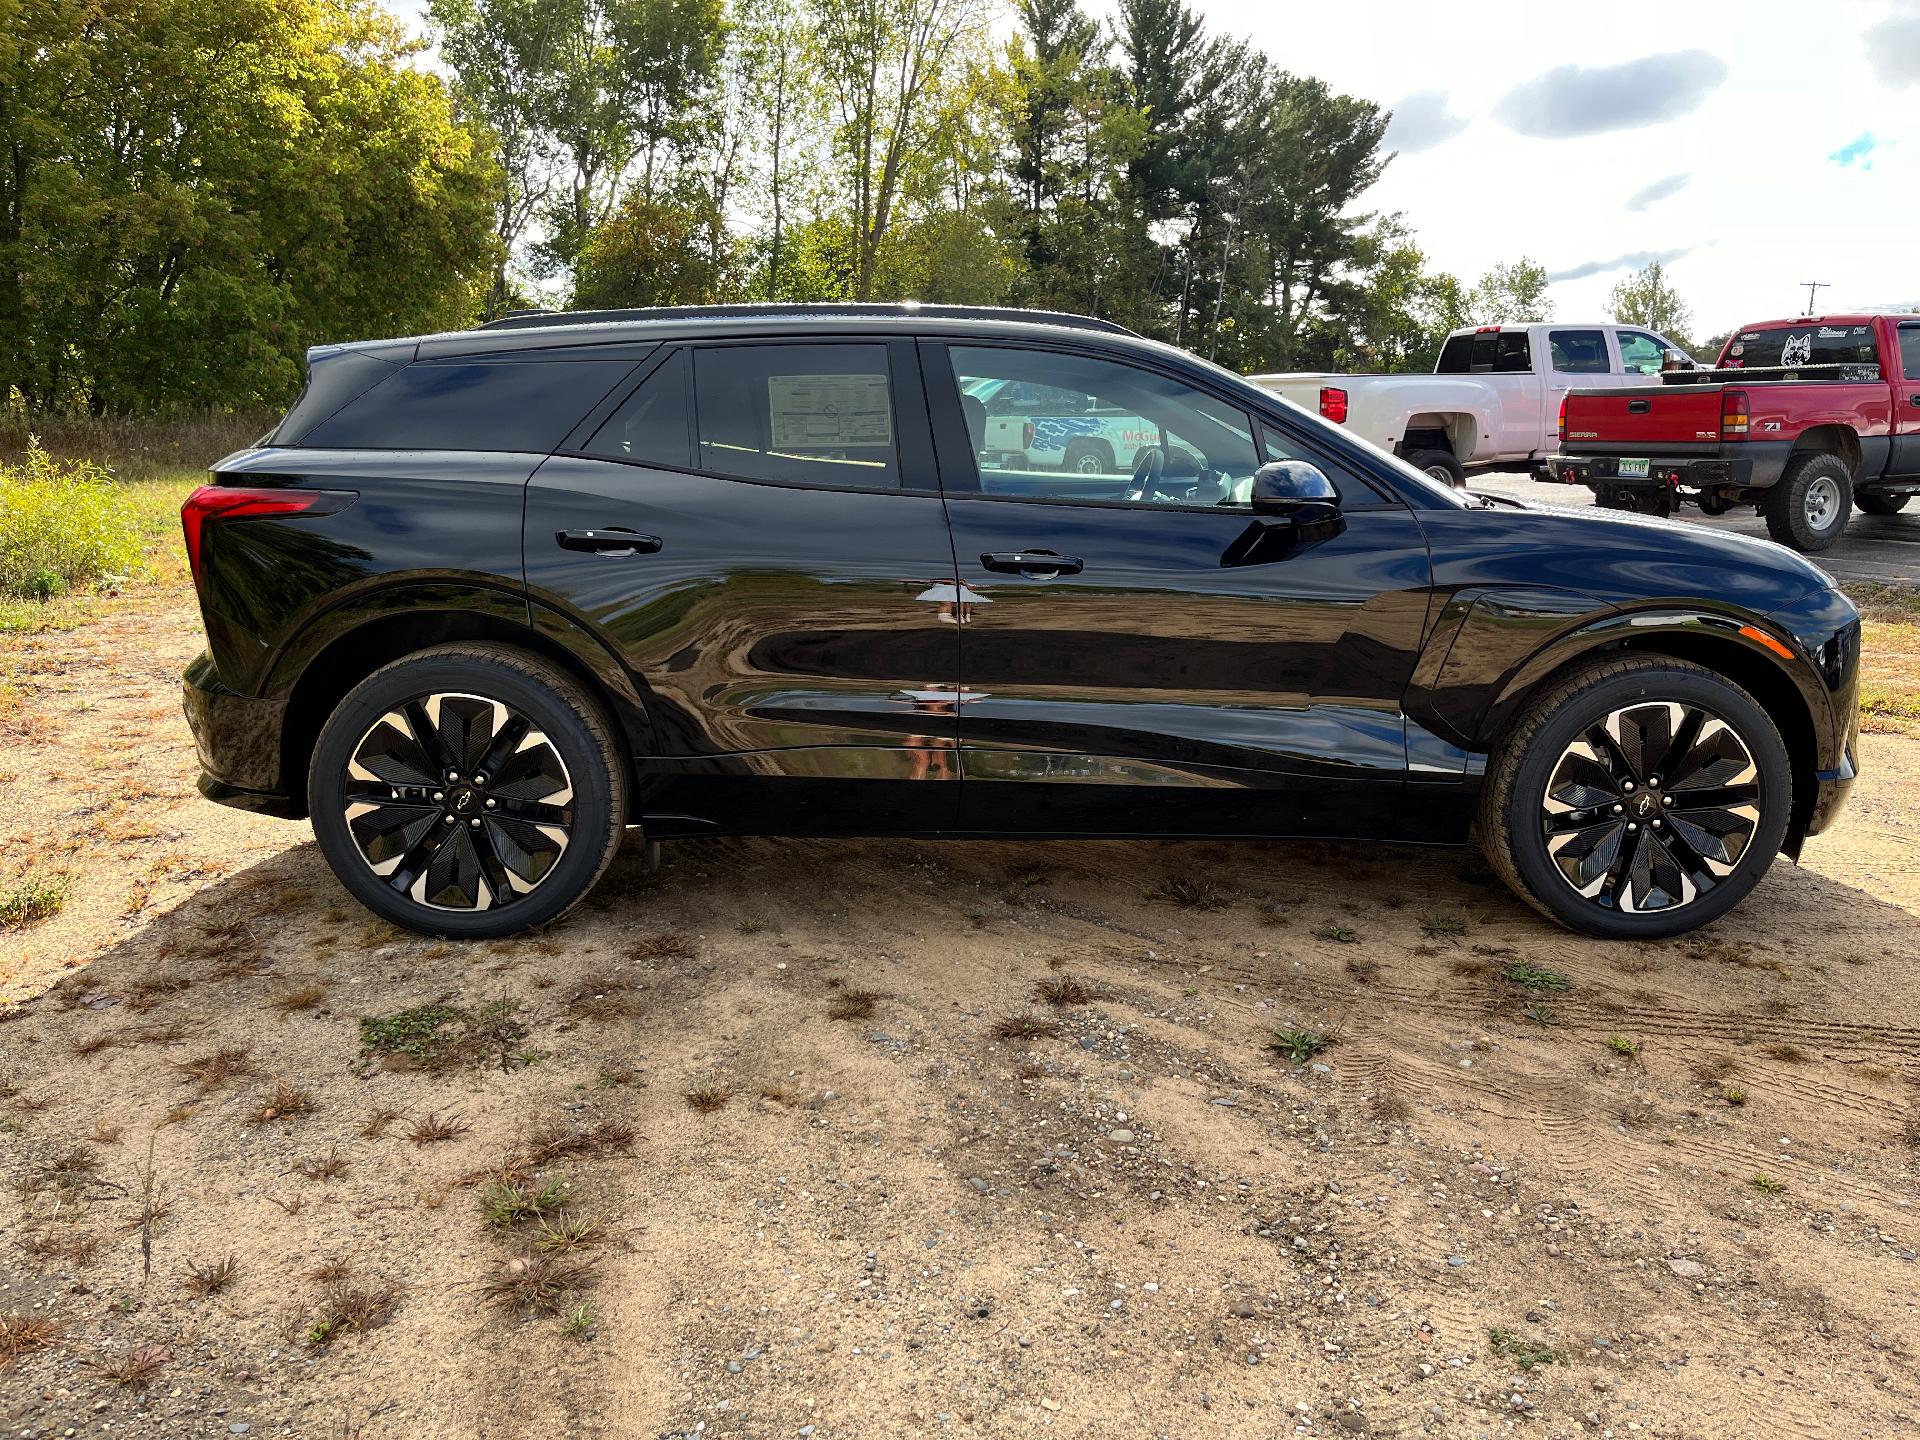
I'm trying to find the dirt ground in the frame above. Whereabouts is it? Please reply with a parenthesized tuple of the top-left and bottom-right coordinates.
(3, 584, 1919, 1440)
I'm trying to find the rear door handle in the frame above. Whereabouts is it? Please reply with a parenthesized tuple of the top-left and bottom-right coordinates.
(980, 550, 1083, 577)
(557, 528, 662, 556)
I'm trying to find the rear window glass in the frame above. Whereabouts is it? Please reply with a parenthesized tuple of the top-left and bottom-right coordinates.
(1436, 331, 1525, 373)
(1899, 325, 1920, 382)
(693, 343, 898, 489)
(1723, 324, 1880, 372)
(1549, 330, 1608, 373)
(585, 351, 690, 467)
(275, 350, 403, 444)
(301, 359, 632, 451)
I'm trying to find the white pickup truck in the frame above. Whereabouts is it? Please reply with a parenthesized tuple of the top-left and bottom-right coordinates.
(1249, 322, 1696, 485)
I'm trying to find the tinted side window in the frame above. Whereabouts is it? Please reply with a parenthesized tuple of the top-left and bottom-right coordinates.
(1549, 329, 1608, 373)
(1494, 331, 1532, 372)
(585, 351, 690, 467)
(1435, 335, 1473, 373)
(1900, 325, 1920, 382)
(302, 360, 631, 451)
(1617, 331, 1669, 375)
(693, 343, 898, 489)
(275, 349, 403, 444)
(948, 345, 1262, 508)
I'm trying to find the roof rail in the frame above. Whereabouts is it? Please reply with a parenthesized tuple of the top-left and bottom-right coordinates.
(474, 302, 1139, 338)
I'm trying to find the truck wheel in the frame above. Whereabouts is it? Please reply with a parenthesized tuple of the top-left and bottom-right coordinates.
(308, 644, 628, 938)
(1763, 452, 1851, 551)
(1479, 655, 1790, 940)
(1855, 492, 1910, 516)
(1063, 439, 1114, 475)
(1404, 448, 1465, 487)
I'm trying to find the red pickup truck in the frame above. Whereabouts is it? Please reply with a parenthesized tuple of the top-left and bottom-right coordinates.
(1547, 313, 1920, 551)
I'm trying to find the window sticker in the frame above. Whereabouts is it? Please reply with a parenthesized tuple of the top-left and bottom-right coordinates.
(1780, 333, 1813, 367)
(767, 373, 892, 449)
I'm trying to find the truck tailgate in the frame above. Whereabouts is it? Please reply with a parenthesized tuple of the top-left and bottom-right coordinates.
(1563, 385, 1722, 447)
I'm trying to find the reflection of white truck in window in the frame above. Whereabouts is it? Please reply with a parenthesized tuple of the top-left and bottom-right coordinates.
(962, 377, 1171, 474)
(1247, 322, 1694, 485)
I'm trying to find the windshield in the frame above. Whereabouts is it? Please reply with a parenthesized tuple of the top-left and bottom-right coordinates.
(1721, 323, 1879, 370)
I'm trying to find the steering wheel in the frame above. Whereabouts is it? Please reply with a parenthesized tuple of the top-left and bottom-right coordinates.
(1123, 446, 1168, 503)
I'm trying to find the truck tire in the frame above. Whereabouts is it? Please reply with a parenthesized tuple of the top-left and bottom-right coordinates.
(1063, 439, 1115, 475)
(1763, 452, 1852, 552)
(1855, 492, 1910, 516)
(1404, 448, 1465, 487)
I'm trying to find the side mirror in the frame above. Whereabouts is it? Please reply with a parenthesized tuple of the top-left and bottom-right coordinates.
(1660, 349, 1696, 373)
(1250, 460, 1339, 516)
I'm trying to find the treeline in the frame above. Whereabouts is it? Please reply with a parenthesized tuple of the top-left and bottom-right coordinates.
(2, 0, 1570, 418)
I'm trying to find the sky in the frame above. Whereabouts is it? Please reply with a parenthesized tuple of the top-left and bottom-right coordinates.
(391, 0, 1918, 341)
(1134, 0, 1920, 339)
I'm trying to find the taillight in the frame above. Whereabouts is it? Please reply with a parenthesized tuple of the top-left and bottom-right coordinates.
(1319, 386, 1348, 424)
(1720, 389, 1749, 440)
(181, 486, 350, 584)
(1557, 394, 1567, 445)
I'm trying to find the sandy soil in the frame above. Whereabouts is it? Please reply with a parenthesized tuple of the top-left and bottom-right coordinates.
(3, 586, 1918, 1440)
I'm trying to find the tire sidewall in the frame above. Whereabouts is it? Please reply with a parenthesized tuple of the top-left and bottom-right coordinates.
(1770, 454, 1851, 551)
(308, 653, 620, 938)
(1501, 667, 1792, 939)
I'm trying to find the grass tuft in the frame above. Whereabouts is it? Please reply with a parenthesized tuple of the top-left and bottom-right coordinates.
(271, 984, 326, 1014)
(174, 1047, 253, 1092)
(480, 1251, 596, 1317)
(305, 1280, 400, 1348)
(246, 1077, 315, 1126)
(92, 1342, 171, 1388)
(407, 1110, 471, 1148)
(181, 1255, 238, 1298)
(1033, 975, 1103, 1008)
(1270, 1026, 1339, 1064)
(990, 1012, 1064, 1042)
(1488, 1327, 1565, 1371)
(825, 988, 882, 1021)
(0, 874, 68, 930)
(1750, 1172, 1785, 1193)
(683, 1085, 731, 1114)
(0, 1313, 61, 1370)
(1146, 876, 1225, 910)
(297, 1149, 348, 1181)
(1500, 960, 1570, 992)
(1313, 924, 1358, 944)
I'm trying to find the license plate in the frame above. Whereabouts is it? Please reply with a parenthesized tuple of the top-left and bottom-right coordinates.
(1618, 458, 1650, 478)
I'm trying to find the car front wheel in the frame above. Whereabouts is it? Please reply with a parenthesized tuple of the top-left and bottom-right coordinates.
(308, 644, 627, 938)
(1480, 656, 1791, 939)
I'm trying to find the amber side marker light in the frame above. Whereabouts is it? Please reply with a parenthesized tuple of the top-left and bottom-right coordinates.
(1738, 623, 1796, 661)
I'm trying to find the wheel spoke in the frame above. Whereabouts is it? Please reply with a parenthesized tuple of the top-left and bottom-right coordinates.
(1541, 697, 1762, 918)
(342, 690, 576, 913)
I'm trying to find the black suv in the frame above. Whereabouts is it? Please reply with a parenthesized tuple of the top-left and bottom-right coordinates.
(181, 304, 1861, 941)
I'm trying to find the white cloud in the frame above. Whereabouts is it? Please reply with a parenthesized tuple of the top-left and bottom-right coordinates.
(1383, 91, 1469, 155)
(1864, 8, 1920, 87)
(1493, 52, 1727, 139)
(1625, 173, 1690, 211)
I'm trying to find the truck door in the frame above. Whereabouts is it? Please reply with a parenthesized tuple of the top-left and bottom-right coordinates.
(1896, 321, 1920, 478)
(1544, 328, 1611, 444)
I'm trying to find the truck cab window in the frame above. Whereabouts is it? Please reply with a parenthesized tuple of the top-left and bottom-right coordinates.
(1494, 332, 1532, 373)
(1617, 332, 1670, 376)
(1549, 330, 1609, 374)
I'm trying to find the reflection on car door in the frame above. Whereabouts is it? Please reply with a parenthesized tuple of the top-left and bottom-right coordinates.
(923, 341, 1435, 840)
(524, 339, 962, 836)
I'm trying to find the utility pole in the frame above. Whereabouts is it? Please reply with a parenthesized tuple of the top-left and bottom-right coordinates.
(1800, 280, 1829, 316)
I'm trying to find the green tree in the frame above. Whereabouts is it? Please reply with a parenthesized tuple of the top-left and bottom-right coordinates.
(2, 0, 498, 414)
(573, 190, 731, 306)
(1608, 260, 1693, 348)
(811, 0, 994, 300)
(1469, 257, 1553, 324)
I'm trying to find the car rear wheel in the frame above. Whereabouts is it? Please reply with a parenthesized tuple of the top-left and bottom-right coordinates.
(308, 644, 627, 938)
(1854, 491, 1910, 516)
(1763, 452, 1852, 551)
(1480, 656, 1791, 940)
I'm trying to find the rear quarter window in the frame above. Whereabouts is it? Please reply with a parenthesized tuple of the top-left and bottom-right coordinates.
(300, 359, 634, 452)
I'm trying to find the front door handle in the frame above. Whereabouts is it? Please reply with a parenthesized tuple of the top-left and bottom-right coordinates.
(557, 528, 662, 556)
(980, 550, 1083, 577)
(1910, 393, 1920, 408)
